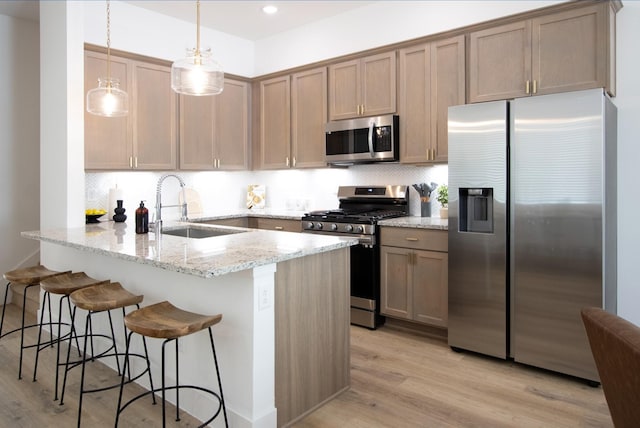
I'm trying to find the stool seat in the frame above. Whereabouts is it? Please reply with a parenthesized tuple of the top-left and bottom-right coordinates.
(40, 272, 108, 295)
(71, 282, 143, 312)
(124, 301, 222, 339)
(3, 265, 70, 285)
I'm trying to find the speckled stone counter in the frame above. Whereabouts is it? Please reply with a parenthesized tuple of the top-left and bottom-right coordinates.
(379, 216, 448, 230)
(22, 220, 356, 278)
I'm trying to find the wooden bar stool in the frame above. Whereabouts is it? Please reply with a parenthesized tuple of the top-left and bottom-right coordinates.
(115, 301, 228, 428)
(34, 272, 108, 400)
(1, 265, 70, 379)
(63, 282, 154, 428)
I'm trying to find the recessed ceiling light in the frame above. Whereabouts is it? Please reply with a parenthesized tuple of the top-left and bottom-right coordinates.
(262, 5, 278, 15)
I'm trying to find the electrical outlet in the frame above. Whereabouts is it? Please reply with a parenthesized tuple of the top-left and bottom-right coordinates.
(258, 284, 272, 311)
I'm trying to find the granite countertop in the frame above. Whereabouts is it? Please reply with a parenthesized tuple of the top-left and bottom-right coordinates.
(22, 221, 357, 279)
(378, 216, 448, 230)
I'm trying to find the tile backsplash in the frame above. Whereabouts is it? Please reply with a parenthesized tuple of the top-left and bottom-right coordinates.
(86, 163, 448, 220)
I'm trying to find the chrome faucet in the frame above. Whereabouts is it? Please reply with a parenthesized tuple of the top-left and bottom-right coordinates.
(154, 174, 188, 232)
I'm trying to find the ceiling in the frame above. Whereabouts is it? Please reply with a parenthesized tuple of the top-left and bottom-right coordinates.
(0, 1, 377, 41)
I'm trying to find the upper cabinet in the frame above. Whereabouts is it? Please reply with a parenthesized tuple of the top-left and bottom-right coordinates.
(329, 52, 396, 120)
(399, 35, 465, 164)
(257, 67, 328, 170)
(179, 78, 250, 170)
(84, 50, 177, 170)
(291, 67, 328, 169)
(468, 3, 616, 103)
(259, 75, 291, 169)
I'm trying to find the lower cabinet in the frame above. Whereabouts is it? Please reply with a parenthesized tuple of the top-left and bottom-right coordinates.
(380, 227, 448, 327)
(248, 218, 302, 233)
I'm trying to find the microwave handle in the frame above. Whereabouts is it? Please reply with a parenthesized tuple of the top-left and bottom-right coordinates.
(368, 120, 374, 157)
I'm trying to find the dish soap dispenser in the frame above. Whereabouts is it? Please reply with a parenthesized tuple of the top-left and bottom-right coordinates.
(135, 201, 149, 234)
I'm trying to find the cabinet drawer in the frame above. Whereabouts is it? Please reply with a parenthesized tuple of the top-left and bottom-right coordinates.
(380, 227, 447, 252)
(200, 217, 249, 228)
(250, 218, 302, 233)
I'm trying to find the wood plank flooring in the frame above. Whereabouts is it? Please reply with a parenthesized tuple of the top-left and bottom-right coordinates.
(294, 324, 612, 428)
(0, 303, 612, 427)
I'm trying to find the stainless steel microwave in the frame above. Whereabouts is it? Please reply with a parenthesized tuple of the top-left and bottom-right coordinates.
(325, 115, 399, 165)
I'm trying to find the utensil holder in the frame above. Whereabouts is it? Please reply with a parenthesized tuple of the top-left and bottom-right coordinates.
(420, 199, 431, 217)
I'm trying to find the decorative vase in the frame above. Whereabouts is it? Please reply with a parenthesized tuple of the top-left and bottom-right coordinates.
(113, 200, 127, 222)
(440, 207, 448, 219)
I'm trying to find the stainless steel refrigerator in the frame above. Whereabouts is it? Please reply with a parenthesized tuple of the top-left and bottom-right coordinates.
(447, 88, 617, 382)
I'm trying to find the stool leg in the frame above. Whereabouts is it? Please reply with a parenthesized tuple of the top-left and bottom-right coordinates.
(33, 290, 51, 382)
(115, 330, 134, 428)
(208, 327, 229, 427)
(0, 282, 10, 336)
(77, 311, 93, 428)
(60, 305, 78, 405)
(175, 338, 180, 422)
(106, 309, 122, 375)
(67, 296, 82, 356)
(161, 338, 170, 428)
(17, 283, 39, 380)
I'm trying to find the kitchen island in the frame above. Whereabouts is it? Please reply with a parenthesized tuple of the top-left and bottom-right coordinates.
(23, 221, 356, 428)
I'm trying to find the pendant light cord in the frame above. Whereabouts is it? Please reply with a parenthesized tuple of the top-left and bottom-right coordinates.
(196, 0, 201, 57)
(106, 0, 112, 89)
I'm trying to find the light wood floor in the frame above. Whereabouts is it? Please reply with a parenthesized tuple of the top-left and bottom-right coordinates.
(294, 324, 612, 428)
(0, 304, 612, 427)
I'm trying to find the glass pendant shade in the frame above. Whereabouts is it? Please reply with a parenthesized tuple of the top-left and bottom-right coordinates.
(171, 48, 224, 96)
(86, 77, 129, 117)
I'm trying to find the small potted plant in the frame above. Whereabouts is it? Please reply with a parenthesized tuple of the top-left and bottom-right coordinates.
(436, 184, 448, 219)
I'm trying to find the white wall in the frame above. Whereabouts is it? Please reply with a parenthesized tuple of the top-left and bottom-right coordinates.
(83, 1, 255, 77)
(254, 0, 563, 76)
(610, 2, 640, 325)
(0, 14, 40, 273)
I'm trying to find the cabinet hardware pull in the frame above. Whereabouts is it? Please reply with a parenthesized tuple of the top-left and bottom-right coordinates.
(525, 80, 530, 94)
(533, 80, 537, 94)
(406, 237, 419, 241)
(129, 157, 133, 168)
(361, 105, 364, 116)
(275, 226, 284, 230)
(217, 159, 221, 168)
(293, 157, 296, 167)
(134, 157, 138, 168)
(286, 157, 290, 167)
(432, 149, 436, 160)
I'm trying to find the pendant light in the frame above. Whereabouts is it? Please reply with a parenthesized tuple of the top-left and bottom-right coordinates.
(86, 0, 129, 117)
(171, 0, 224, 96)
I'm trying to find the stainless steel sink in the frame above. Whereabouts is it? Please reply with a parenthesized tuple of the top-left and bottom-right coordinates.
(161, 226, 245, 239)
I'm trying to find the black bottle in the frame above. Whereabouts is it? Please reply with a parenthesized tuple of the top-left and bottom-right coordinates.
(135, 201, 149, 234)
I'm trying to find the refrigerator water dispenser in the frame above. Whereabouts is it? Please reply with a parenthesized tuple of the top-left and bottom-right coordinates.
(459, 188, 493, 233)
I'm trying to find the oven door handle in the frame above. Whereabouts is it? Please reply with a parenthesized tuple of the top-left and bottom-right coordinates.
(368, 120, 375, 158)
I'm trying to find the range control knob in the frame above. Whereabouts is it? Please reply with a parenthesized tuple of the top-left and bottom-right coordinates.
(345, 224, 354, 232)
(355, 225, 364, 234)
(316, 222, 324, 230)
(306, 222, 315, 229)
(331, 223, 338, 231)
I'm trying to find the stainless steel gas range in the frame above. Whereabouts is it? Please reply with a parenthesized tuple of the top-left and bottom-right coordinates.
(301, 185, 409, 329)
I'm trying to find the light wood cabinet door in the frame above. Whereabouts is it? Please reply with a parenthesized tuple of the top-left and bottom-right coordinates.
(328, 59, 360, 120)
(380, 246, 412, 320)
(430, 35, 465, 163)
(260, 75, 291, 169)
(413, 250, 448, 327)
(291, 67, 327, 169)
(531, 4, 607, 96)
(399, 43, 431, 164)
(361, 51, 397, 118)
(179, 95, 215, 170)
(214, 79, 250, 170)
(132, 61, 177, 170)
(399, 36, 464, 164)
(328, 51, 396, 120)
(84, 51, 132, 169)
(469, 20, 531, 103)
